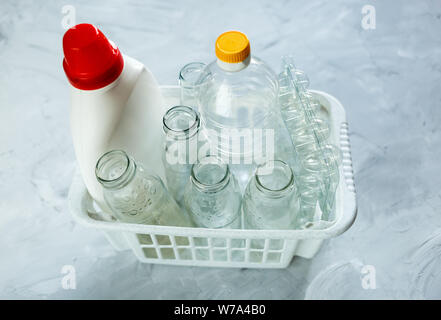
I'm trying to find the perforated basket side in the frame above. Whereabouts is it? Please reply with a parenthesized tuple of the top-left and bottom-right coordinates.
(125, 231, 299, 268)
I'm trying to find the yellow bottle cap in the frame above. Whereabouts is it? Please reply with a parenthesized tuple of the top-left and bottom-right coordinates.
(215, 31, 250, 63)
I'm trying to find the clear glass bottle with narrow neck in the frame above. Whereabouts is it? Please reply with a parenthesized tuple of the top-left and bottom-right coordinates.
(162, 105, 208, 204)
(179, 62, 206, 108)
(183, 155, 241, 229)
(96, 150, 192, 227)
(242, 160, 300, 230)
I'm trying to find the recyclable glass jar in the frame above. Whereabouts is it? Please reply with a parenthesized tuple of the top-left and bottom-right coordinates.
(96, 150, 192, 227)
(242, 160, 299, 229)
(162, 105, 209, 204)
(183, 155, 241, 229)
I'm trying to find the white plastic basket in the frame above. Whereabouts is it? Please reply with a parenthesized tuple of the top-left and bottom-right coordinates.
(68, 86, 357, 268)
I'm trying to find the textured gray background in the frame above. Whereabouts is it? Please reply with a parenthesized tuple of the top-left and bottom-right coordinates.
(1, 0, 440, 299)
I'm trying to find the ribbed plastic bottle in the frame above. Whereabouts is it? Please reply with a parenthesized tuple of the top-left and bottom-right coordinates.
(197, 31, 295, 189)
(62, 23, 165, 209)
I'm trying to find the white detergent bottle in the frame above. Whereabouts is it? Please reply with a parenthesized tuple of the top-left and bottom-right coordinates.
(62, 23, 165, 209)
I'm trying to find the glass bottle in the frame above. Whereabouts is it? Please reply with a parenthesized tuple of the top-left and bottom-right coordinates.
(96, 150, 192, 227)
(243, 160, 299, 229)
(179, 62, 206, 108)
(162, 105, 208, 204)
(183, 155, 241, 229)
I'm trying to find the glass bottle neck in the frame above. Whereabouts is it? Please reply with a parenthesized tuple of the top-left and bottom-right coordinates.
(179, 62, 206, 89)
(191, 156, 231, 193)
(95, 150, 137, 190)
(254, 160, 295, 198)
(163, 105, 200, 141)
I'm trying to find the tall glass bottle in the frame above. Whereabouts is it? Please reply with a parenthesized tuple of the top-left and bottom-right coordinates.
(162, 106, 207, 204)
(96, 149, 192, 227)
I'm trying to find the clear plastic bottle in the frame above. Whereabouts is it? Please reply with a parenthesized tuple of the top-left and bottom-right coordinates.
(197, 31, 295, 190)
(96, 150, 193, 227)
(278, 56, 341, 225)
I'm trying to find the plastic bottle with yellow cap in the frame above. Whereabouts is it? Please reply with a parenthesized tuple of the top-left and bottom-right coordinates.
(197, 31, 295, 190)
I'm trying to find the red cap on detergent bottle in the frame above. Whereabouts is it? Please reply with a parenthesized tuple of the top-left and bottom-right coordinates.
(62, 23, 124, 90)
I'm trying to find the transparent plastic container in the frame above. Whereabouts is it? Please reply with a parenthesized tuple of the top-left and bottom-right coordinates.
(278, 56, 341, 225)
(197, 31, 295, 189)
